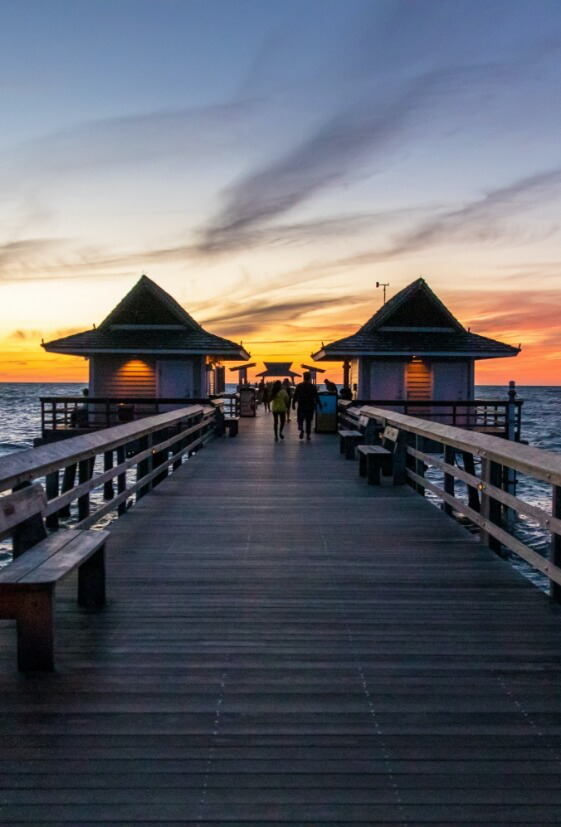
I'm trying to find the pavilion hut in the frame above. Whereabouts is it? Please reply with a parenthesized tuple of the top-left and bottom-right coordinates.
(311, 278, 519, 403)
(230, 363, 257, 387)
(300, 364, 325, 385)
(256, 362, 301, 384)
(43, 275, 249, 399)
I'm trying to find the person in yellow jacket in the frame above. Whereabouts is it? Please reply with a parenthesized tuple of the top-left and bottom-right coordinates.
(270, 380, 290, 442)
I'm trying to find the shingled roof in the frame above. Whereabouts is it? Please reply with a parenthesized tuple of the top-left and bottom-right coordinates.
(312, 278, 520, 361)
(43, 275, 250, 361)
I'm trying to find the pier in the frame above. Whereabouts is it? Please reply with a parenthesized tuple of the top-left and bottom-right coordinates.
(1, 409, 561, 824)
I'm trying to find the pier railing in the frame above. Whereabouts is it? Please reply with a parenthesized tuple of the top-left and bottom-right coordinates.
(356, 405, 561, 601)
(39, 395, 230, 435)
(0, 404, 216, 543)
(343, 398, 522, 440)
(213, 393, 240, 420)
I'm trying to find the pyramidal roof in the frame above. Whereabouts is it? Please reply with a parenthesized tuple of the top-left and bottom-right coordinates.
(312, 278, 519, 362)
(361, 278, 464, 332)
(99, 275, 202, 330)
(43, 275, 250, 361)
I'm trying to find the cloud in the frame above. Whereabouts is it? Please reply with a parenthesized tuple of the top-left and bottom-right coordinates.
(9, 329, 42, 340)
(10, 101, 257, 175)
(194, 12, 555, 257)
(195, 71, 454, 252)
(283, 168, 561, 281)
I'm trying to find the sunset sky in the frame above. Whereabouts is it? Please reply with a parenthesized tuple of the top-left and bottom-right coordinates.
(1, 0, 561, 385)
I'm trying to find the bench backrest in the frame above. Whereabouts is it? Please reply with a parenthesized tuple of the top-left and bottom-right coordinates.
(0, 484, 48, 555)
(381, 425, 400, 447)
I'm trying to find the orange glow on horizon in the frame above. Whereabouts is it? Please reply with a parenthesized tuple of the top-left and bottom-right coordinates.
(1, 284, 559, 386)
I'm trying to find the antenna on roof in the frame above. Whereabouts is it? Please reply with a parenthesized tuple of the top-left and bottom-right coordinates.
(376, 281, 389, 304)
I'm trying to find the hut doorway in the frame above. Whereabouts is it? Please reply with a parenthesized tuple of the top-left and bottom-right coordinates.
(406, 358, 432, 402)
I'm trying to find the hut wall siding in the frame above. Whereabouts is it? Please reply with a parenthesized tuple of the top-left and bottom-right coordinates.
(89, 356, 157, 398)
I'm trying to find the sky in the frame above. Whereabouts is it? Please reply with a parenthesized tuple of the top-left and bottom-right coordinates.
(1, 0, 561, 385)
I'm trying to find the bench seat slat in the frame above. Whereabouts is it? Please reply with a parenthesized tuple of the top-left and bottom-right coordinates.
(338, 429, 362, 438)
(0, 529, 109, 594)
(19, 530, 108, 585)
(358, 445, 391, 455)
(0, 532, 78, 584)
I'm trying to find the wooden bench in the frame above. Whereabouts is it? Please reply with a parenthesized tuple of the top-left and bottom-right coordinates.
(338, 415, 370, 459)
(357, 426, 401, 485)
(0, 483, 109, 671)
(224, 417, 239, 437)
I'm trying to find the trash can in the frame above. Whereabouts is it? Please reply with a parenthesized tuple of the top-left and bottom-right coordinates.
(315, 391, 338, 433)
(239, 387, 256, 417)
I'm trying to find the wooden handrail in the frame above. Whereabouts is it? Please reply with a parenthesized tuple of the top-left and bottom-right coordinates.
(361, 406, 560, 486)
(1, 405, 210, 492)
(39, 396, 225, 432)
(0, 405, 217, 542)
(356, 405, 561, 600)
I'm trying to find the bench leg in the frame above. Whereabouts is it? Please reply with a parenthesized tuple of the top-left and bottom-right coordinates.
(345, 438, 358, 460)
(339, 436, 346, 454)
(359, 452, 367, 477)
(367, 456, 382, 486)
(229, 420, 238, 437)
(78, 545, 106, 608)
(17, 588, 54, 671)
(382, 457, 394, 481)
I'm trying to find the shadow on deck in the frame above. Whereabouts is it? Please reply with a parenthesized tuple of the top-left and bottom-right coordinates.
(1, 411, 560, 825)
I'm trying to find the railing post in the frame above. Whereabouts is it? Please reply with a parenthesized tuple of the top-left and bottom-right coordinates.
(443, 445, 455, 516)
(415, 434, 425, 496)
(117, 445, 127, 515)
(480, 458, 502, 553)
(393, 431, 407, 485)
(551, 486, 561, 603)
(173, 422, 184, 470)
(45, 470, 59, 529)
(59, 463, 77, 518)
(103, 450, 114, 500)
(137, 435, 152, 499)
(77, 458, 93, 521)
(152, 430, 169, 488)
(461, 452, 480, 512)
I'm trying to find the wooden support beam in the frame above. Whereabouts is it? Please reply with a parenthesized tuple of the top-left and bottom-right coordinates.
(480, 458, 502, 553)
(443, 445, 455, 516)
(103, 451, 114, 500)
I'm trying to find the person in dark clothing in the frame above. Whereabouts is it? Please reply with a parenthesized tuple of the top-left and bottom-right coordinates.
(324, 378, 338, 394)
(292, 372, 322, 440)
(339, 386, 353, 401)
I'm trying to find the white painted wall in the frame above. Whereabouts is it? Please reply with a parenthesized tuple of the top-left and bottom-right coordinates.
(432, 361, 470, 400)
(432, 360, 473, 425)
(369, 360, 405, 401)
(157, 359, 195, 398)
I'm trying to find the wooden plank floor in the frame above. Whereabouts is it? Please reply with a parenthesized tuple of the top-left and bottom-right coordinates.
(1, 410, 561, 825)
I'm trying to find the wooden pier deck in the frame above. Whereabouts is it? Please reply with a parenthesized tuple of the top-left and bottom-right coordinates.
(2, 411, 561, 825)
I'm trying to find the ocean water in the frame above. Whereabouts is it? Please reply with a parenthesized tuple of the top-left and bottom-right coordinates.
(0, 383, 560, 589)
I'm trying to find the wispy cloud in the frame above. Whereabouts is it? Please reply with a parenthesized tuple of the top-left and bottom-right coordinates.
(9, 101, 257, 174)
(283, 168, 561, 280)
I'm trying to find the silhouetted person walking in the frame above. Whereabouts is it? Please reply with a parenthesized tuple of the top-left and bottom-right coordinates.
(282, 378, 292, 421)
(271, 380, 289, 441)
(292, 372, 322, 441)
